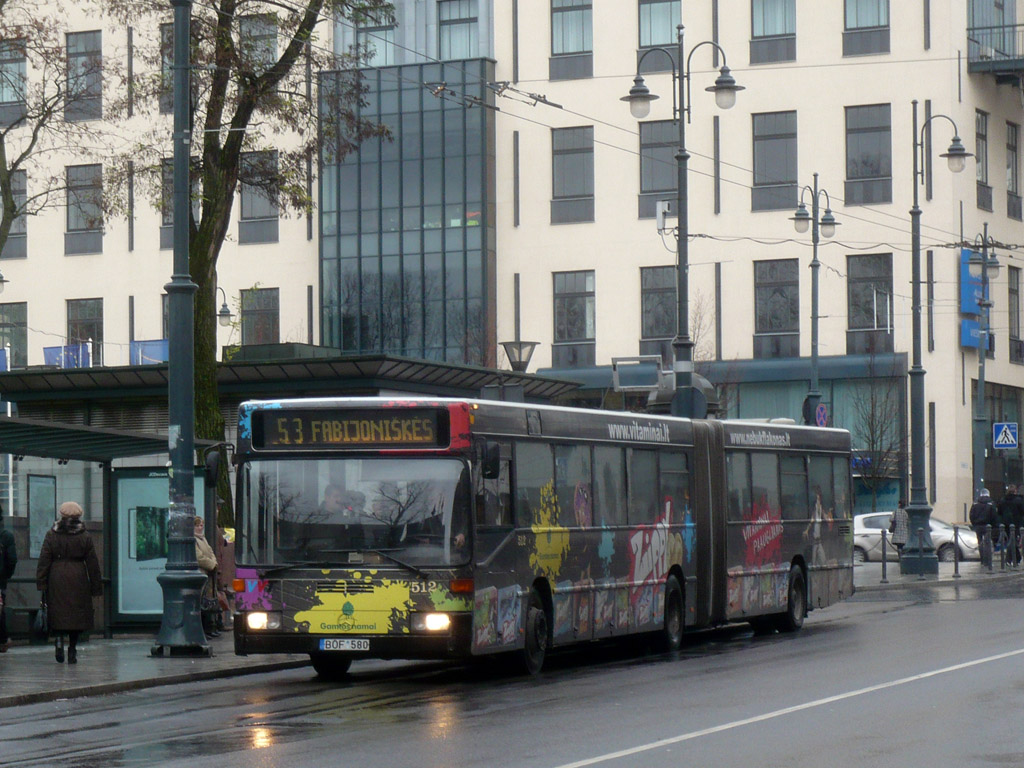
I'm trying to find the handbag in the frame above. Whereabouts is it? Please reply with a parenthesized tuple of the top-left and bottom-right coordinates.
(31, 599, 49, 642)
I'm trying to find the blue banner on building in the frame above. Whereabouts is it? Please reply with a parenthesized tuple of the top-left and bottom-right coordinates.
(960, 247, 984, 315)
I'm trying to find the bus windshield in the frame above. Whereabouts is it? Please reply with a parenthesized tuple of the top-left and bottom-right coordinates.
(238, 457, 471, 568)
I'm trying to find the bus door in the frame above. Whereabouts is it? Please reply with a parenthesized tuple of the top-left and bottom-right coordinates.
(692, 420, 728, 626)
(470, 440, 519, 655)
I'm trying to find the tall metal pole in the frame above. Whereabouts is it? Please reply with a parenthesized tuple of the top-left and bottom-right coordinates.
(153, 0, 209, 655)
(671, 23, 694, 419)
(973, 224, 992, 502)
(806, 172, 822, 426)
(904, 100, 938, 574)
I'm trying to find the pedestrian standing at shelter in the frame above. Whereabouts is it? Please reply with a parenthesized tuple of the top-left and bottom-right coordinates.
(888, 499, 909, 560)
(969, 489, 997, 567)
(195, 516, 220, 639)
(1001, 484, 1024, 565)
(0, 507, 17, 653)
(35, 502, 102, 664)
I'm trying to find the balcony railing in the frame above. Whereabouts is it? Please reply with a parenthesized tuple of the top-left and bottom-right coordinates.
(967, 25, 1024, 78)
(42, 342, 92, 368)
(130, 339, 169, 365)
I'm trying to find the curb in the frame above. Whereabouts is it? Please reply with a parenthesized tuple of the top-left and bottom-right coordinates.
(0, 657, 311, 709)
(855, 568, 1024, 592)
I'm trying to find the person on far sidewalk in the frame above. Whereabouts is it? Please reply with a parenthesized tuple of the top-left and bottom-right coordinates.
(35, 502, 103, 664)
(195, 516, 220, 639)
(970, 489, 997, 568)
(0, 508, 17, 653)
(888, 499, 909, 560)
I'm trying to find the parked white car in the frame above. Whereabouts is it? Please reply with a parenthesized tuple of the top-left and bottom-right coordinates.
(853, 513, 980, 563)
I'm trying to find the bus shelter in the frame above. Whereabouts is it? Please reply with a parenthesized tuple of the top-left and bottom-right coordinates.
(0, 415, 216, 635)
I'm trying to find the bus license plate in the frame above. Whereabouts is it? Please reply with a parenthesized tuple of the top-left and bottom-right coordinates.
(319, 638, 369, 652)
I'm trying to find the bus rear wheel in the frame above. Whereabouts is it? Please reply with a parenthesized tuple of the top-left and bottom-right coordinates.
(520, 589, 549, 675)
(310, 653, 353, 681)
(779, 565, 806, 633)
(658, 575, 684, 652)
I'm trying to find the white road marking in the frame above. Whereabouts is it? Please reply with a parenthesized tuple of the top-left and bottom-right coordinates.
(552, 647, 1024, 768)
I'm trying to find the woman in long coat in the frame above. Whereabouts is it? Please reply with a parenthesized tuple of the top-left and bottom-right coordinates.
(36, 501, 103, 664)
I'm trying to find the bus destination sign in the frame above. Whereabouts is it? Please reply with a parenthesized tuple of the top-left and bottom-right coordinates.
(253, 408, 448, 450)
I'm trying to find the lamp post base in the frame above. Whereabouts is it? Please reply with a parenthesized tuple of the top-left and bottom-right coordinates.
(898, 552, 939, 575)
(151, 569, 213, 657)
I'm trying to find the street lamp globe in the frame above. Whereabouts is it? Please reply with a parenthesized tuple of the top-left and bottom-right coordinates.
(621, 75, 658, 119)
(707, 66, 744, 109)
(819, 208, 838, 238)
(790, 202, 811, 234)
(968, 250, 1000, 280)
(941, 136, 970, 174)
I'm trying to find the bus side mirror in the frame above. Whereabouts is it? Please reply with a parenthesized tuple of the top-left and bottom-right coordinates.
(482, 442, 501, 480)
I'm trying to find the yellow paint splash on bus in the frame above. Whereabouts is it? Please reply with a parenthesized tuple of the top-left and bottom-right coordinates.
(529, 480, 570, 579)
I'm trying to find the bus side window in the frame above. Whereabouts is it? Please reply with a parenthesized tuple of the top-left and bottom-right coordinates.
(726, 452, 750, 522)
(515, 441, 553, 527)
(477, 458, 512, 527)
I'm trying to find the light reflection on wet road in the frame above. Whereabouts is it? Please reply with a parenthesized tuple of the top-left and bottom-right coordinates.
(2, 578, 1022, 768)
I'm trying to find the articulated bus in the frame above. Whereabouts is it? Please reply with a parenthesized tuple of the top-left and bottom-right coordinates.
(233, 397, 853, 677)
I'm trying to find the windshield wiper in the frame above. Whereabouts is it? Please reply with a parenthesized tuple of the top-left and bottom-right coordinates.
(364, 548, 428, 579)
(257, 561, 337, 577)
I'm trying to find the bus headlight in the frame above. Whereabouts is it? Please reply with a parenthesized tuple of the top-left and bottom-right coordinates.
(246, 611, 282, 630)
(411, 613, 451, 632)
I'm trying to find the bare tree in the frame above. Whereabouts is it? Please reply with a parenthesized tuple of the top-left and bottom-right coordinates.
(99, 0, 393, 523)
(0, 0, 110, 255)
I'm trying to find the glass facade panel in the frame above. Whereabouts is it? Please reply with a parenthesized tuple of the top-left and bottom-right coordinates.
(66, 31, 101, 121)
(641, 265, 675, 342)
(845, 104, 892, 204)
(319, 62, 494, 365)
(0, 39, 27, 122)
(845, 0, 888, 28)
(439, 0, 478, 60)
(241, 287, 280, 345)
(66, 164, 102, 233)
(0, 302, 27, 367)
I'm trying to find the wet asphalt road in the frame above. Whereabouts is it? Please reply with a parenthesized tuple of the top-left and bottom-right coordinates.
(2, 578, 1022, 768)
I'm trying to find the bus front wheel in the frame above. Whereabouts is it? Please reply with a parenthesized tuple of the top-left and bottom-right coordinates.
(521, 590, 549, 675)
(310, 653, 353, 681)
(779, 565, 806, 632)
(658, 575, 684, 652)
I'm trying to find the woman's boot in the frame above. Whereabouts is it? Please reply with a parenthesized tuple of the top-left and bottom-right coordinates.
(54, 635, 64, 663)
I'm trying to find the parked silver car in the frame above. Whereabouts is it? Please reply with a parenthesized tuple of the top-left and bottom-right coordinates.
(853, 512, 980, 563)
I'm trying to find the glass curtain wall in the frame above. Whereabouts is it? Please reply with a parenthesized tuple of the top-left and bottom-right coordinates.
(319, 60, 496, 364)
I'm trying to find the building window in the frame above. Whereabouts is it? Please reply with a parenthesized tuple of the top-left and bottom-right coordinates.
(639, 120, 676, 218)
(239, 150, 279, 244)
(550, 0, 593, 79)
(0, 39, 27, 126)
(439, 0, 477, 60)
(239, 15, 277, 76)
(159, 24, 173, 114)
(640, 266, 675, 361)
(241, 287, 279, 346)
(638, 0, 680, 72)
(65, 31, 102, 121)
(553, 270, 595, 368)
(1008, 122, 1021, 220)
(754, 259, 799, 358)
(750, 0, 796, 64)
(0, 302, 27, 368)
(551, 126, 594, 224)
(844, 0, 889, 55)
(67, 297, 103, 365)
(358, 24, 396, 67)
(845, 104, 891, 205)
(1010, 267, 1023, 363)
(552, 0, 592, 54)
(977, 110, 992, 211)
(160, 158, 202, 249)
(1, 169, 26, 259)
(65, 164, 103, 255)
(847, 253, 893, 354)
(752, 111, 797, 211)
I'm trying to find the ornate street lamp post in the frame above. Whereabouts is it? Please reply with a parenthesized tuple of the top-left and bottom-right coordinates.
(969, 226, 999, 502)
(904, 99, 971, 574)
(152, 0, 208, 655)
(791, 173, 838, 426)
(622, 24, 743, 419)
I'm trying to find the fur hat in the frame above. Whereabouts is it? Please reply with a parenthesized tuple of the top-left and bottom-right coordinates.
(59, 501, 84, 518)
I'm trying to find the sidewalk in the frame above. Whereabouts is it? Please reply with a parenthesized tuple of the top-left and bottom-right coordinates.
(1, 560, 1021, 709)
(0, 632, 310, 709)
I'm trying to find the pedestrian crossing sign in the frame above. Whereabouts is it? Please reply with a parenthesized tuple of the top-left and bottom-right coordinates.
(993, 422, 1018, 449)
